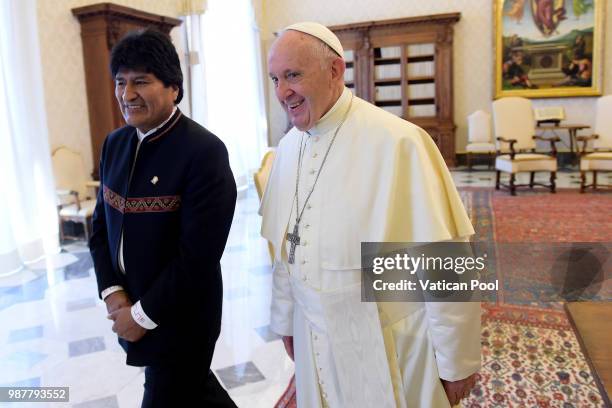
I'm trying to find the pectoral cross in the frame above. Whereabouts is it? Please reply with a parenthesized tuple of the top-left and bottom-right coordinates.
(286, 224, 301, 264)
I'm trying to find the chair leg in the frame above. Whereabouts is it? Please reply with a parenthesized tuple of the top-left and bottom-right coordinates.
(510, 174, 516, 196)
(550, 171, 556, 193)
(495, 170, 501, 190)
(593, 171, 598, 190)
(467, 153, 472, 171)
(529, 172, 535, 188)
(580, 171, 586, 193)
(83, 218, 91, 242)
(58, 219, 65, 244)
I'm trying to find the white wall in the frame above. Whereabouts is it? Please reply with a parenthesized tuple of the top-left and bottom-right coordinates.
(36, 0, 186, 177)
(261, 0, 612, 151)
(35, 0, 612, 166)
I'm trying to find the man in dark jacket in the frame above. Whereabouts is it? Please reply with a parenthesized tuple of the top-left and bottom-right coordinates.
(89, 28, 237, 407)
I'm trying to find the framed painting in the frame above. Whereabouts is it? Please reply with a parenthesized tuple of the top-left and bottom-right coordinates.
(494, 0, 605, 98)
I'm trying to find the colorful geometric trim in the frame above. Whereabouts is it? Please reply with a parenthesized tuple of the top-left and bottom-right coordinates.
(124, 194, 181, 213)
(103, 185, 126, 214)
(103, 185, 181, 214)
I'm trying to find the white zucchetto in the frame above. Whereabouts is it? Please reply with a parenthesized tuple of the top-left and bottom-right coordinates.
(283, 21, 344, 58)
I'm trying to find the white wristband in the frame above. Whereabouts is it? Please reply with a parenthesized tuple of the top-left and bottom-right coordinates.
(101, 285, 124, 300)
(131, 301, 158, 330)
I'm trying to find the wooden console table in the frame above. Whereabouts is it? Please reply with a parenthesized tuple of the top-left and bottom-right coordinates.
(565, 302, 612, 405)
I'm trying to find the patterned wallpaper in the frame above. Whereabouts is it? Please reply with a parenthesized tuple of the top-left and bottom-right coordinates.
(36, 0, 184, 177)
(261, 0, 612, 150)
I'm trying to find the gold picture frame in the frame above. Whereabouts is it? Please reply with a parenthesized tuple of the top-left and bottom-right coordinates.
(494, 0, 605, 98)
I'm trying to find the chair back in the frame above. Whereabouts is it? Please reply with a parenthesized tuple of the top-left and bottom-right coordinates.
(51, 146, 90, 203)
(254, 150, 276, 263)
(492, 97, 536, 151)
(467, 110, 492, 143)
(254, 150, 276, 201)
(593, 95, 612, 149)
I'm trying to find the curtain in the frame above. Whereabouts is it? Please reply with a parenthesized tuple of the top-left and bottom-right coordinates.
(0, 0, 59, 276)
(183, 0, 268, 193)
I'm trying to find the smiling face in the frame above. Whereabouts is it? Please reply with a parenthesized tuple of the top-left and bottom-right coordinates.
(114, 69, 178, 133)
(268, 31, 345, 131)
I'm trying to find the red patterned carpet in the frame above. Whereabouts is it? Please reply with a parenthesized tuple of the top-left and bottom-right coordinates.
(461, 188, 612, 243)
(465, 304, 607, 407)
(463, 189, 610, 407)
(275, 189, 611, 407)
(490, 190, 612, 243)
(463, 188, 612, 307)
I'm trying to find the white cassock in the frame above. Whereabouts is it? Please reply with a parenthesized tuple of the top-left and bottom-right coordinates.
(260, 88, 481, 408)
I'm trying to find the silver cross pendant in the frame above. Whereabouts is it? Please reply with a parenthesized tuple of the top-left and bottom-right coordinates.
(286, 224, 301, 264)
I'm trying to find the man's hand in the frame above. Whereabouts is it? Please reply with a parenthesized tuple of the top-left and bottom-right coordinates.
(104, 291, 131, 314)
(108, 306, 146, 342)
(282, 336, 294, 361)
(441, 373, 477, 406)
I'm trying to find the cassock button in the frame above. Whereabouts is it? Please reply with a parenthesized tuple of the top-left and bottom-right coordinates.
(302, 241, 308, 247)
(309, 169, 316, 175)
(302, 276, 307, 282)
(307, 204, 312, 210)
(305, 224, 310, 229)
(301, 259, 307, 265)
(312, 152, 318, 158)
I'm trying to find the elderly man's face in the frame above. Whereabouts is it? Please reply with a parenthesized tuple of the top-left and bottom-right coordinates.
(268, 32, 339, 131)
(114, 69, 178, 133)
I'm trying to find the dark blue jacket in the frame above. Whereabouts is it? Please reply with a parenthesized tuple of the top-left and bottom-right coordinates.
(90, 109, 237, 366)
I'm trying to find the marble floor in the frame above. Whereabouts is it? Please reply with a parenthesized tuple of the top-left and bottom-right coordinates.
(0, 186, 288, 408)
(0, 169, 604, 408)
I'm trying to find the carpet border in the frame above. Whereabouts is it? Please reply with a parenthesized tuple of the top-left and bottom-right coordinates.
(564, 303, 612, 407)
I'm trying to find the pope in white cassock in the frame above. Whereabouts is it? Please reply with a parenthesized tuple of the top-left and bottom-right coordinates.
(260, 22, 481, 408)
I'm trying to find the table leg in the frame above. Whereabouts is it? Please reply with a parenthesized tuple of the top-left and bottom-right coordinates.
(569, 129, 577, 166)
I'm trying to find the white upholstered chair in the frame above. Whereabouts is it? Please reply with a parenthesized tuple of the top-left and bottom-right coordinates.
(492, 97, 559, 195)
(466, 110, 495, 170)
(254, 149, 276, 262)
(578, 95, 612, 192)
(51, 146, 97, 241)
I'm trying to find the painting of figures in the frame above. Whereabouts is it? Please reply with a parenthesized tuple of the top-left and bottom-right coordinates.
(495, 0, 604, 98)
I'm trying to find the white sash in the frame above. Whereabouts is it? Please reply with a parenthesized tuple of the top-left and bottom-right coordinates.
(290, 276, 396, 408)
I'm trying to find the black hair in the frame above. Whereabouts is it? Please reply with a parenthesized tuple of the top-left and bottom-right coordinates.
(110, 28, 183, 104)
